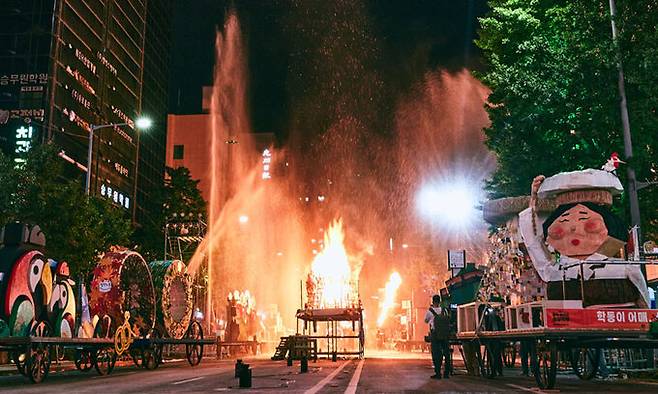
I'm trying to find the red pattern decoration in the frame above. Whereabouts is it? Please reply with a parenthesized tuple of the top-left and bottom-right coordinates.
(89, 250, 155, 333)
(546, 308, 658, 330)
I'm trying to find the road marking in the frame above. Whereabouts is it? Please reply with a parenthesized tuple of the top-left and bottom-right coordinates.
(172, 376, 204, 385)
(344, 358, 365, 394)
(506, 383, 549, 393)
(304, 360, 351, 394)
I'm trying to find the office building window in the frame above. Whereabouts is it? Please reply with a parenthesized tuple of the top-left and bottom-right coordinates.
(173, 144, 184, 160)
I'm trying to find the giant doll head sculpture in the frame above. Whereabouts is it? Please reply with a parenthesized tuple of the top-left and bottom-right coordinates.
(536, 169, 626, 259)
(542, 202, 626, 259)
(521, 169, 648, 307)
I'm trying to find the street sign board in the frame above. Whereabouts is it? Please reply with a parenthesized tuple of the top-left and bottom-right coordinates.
(448, 250, 466, 270)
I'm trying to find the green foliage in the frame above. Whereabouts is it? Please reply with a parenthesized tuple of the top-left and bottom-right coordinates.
(0, 144, 132, 276)
(132, 166, 206, 261)
(476, 0, 658, 240)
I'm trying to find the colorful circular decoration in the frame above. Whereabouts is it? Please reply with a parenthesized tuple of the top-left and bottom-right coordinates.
(150, 260, 193, 339)
(89, 250, 155, 335)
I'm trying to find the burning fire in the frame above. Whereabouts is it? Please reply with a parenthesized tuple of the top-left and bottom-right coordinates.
(377, 272, 402, 327)
(307, 219, 357, 309)
(228, 290, 255, 314)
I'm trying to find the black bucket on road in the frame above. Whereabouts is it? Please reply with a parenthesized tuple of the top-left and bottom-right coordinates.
(238, 363, 252, 388)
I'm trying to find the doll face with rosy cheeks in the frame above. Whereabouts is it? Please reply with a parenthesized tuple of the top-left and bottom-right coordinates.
(546, 204, 609, 258)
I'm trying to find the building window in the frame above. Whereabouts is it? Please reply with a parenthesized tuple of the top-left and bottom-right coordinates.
(173, 144, 184, 160)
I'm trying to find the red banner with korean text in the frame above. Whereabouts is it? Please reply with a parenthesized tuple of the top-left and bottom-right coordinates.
(546, 309, 658, 330)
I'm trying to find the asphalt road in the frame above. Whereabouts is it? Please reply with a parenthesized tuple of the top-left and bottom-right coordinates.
(2, 355, 658, 393)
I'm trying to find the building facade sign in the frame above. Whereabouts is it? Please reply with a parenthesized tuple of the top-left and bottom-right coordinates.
(100, 183, 130, 209)
(14, 125, 34, 163)
(0, 73, 48, 86)
(262, 148, 272, 180)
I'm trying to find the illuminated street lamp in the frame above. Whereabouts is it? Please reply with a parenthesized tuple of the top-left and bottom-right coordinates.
(416, 179, 480, 231)
(85, 116, 151, 196)
(135, 117, 153, 129)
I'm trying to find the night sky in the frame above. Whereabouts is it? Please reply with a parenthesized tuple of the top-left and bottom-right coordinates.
(169, 0, 488, 142)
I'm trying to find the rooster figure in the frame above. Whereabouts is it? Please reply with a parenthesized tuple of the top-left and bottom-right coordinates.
(601, 152, 626, 174)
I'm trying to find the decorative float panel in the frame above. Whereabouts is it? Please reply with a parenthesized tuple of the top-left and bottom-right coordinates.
(149, 260, 193, 339)
(89, 250, 155, 335)
(1, 250, 50, 336)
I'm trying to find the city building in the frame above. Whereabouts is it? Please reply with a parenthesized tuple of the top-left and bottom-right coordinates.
(166, 87, 278, 204)
(0, 0, 172, 224)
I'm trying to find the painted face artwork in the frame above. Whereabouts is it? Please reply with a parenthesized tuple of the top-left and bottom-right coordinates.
(546, 204, 609, 258)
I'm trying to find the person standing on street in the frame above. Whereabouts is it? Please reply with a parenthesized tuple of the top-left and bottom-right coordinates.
(520, 339, 530, 376)
(425, 294, 450, 379)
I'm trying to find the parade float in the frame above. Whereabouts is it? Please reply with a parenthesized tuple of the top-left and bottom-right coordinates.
(456, 169, 658, 389)
(149, 260, 194, 340)
(89, 249, 157, 336)
(0, 224, 211, 383)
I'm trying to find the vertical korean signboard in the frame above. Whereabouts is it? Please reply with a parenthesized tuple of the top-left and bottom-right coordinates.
(0, 73, 48, 160)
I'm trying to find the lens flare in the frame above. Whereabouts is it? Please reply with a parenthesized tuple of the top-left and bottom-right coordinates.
(416, 179, 480, 231)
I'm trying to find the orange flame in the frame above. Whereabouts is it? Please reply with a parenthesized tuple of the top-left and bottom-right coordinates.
(377, 272, 402, 327)
(308, 219, 356, 308)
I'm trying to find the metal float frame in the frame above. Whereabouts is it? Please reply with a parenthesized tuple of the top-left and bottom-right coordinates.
(457, 317, 658, 389)
(296, 304, 365, 359)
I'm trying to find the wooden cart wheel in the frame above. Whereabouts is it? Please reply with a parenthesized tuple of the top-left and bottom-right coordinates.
(503, 343, 517, 368)
(130, 329, 161, 370)
(26, 321, 52, 384)
(530, 339, 557, 389)
(569, 347, 600, 380)
(92, 316, 116, 376)
(185, 320, 203, 366)
(74, 349, 94, 372)
(26, 346, 50, 384)
(131, 346, 155, 370)
(149, 328, 163, 369)
(93, 347, 116, 375)
(130, 343, 146, 368)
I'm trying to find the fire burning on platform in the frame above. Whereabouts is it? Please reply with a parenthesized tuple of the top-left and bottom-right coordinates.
(306, 219, 359, 309)
(377, 272, 402, 327)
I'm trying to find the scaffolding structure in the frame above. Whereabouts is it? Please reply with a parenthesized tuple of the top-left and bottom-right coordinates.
(164, 213, 206, 262)
(296, 278, 364, 359)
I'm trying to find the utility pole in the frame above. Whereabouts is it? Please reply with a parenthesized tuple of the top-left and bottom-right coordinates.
(608, 0, 643, 249)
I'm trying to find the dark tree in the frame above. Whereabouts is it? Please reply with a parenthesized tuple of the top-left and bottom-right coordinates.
(476, 0, 658, 239)
(132, 166, 206, 262)
(0, 144, 132, 276)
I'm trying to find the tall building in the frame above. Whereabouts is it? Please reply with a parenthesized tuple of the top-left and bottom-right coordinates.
(0, 0, 172, 224)
(137, 0, 173, 225)
(166, 114, 277, 204)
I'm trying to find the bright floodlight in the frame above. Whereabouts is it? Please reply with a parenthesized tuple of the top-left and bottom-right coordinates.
(135, 117, 152, 129)
(239, 215, 249, 224)
(416, 180, 479, 230)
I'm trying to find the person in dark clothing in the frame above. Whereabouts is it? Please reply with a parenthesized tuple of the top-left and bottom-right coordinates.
(520, 340, 530, 376)
(424, 294, 450, 379)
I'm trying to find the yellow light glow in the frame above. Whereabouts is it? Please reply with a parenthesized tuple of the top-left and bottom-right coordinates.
(377, 272, 402, 327)
(309, 219, 355, 308)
